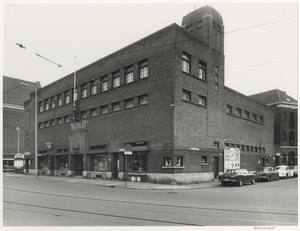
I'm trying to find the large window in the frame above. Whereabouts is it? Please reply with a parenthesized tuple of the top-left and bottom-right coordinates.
(126, 66, 134, 83)
(101, 77, 109, 92)
(182, 53, 191, 73)
(57, 94, 62, 106)
(199, 61, 206, 80)
(51, 97, 56, 109)
(58, 156, 68, 170)
(113, 71, 120, 88)
(39, 156, 48, 170)
(139, 60, 148, 79)
(65, 91, 70, 104)
(93, 154, 108, 172)
(127, 152, 147, 172)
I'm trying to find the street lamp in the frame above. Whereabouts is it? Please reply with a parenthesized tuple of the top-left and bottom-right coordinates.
(16, 127, 20, 154)
(20, 82, 38, 178)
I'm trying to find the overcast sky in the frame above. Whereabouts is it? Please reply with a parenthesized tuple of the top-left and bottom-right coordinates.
(2, 1, 298, 99)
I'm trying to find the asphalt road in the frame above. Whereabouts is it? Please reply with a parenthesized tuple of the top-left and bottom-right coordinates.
(3, 175, 298, 227)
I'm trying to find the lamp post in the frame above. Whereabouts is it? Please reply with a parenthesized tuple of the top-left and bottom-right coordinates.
(16, 127, 20, 153)
(20, 82, 38, 178)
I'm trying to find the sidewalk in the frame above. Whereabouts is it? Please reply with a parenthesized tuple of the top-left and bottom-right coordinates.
(3, 172, 221, 190)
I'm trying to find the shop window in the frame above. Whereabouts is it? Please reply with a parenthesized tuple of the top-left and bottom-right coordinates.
(201, 156, 207, 164)
(164, 157, 172, 166)
(139, 59, 148, 79)
(58, 156, 68, 170)
(182, 89, 191, 101)
(225, 143, 229, 147)
(93, 154, 108, 172)
(127, 152, 147, 171)
(39, 156, 48, 170)
(182, 53, 191, 74)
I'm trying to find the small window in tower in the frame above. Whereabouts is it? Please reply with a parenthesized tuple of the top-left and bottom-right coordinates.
(197, 20, 203, 28)
(186, 25, 192, 32)
(212, 21, 216, 29)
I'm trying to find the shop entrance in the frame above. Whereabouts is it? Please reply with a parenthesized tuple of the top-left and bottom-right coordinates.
(112, 153, 119, 179)
(74, 155, 83, 175)
(213, 156, 219, 179)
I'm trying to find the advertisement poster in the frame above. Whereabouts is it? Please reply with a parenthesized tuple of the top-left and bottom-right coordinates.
(224, 147, 240, 171)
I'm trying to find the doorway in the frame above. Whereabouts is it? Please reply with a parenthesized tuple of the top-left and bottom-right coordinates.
(74, 155, 83, 175)
(112, 153, 119, 179)
(213, 156, 219, 179)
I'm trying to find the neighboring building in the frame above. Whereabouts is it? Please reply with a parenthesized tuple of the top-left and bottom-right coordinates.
(23, 6, 275, 184)
(249, 89, 298, 167)
(2, 76, 41, 170)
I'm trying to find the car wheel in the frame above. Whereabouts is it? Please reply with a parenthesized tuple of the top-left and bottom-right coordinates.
(276, 175, 279, 181)
(267, 176, 271, 182)
(251, 179, 255, 185)
(286, 174, 288, 179)
(238, 180, 243, 186)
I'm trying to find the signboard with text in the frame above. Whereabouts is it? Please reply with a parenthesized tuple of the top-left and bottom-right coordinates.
(224, 147, 240, 171)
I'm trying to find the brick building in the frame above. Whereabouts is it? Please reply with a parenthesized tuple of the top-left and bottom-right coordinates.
(3, 76, 40, 169)
(23, 6, 275, 184)
(249, 89, 298, 167)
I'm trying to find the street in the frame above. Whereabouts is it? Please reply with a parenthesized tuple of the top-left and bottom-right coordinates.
(3, 175, 298, 226)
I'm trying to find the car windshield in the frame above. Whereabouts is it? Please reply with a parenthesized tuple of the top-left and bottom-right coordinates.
(256, 168, 266, 172)
(274, 167, 281, 170)
(289, 167, 294, 170)
(225, 169, 236, 174)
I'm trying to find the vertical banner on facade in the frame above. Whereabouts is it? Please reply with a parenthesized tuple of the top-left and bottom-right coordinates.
(224, 147, 240, 171)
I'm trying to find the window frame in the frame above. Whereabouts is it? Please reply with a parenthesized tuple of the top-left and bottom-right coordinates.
(182, 53, 191, 74)
(199, 61, 206, 80)
(182, 89, 191, 101)
(199, 95, 207, 106)
(139, 60, 148, 79)
(81, 84, 87, 98)
(125, 66, 134, 84)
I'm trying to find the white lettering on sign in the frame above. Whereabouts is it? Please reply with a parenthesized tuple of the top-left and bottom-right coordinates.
(71, 120, 88, 131)
(190, 147, 200, 151)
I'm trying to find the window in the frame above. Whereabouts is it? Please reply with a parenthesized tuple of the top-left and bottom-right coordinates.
(196, 20, 203, 28)
(282, 132, 287, 141)
(245, 111, 250, 119)
(215, 75, 219, 82)
(81, 84, 87, 98)
(215, 66, 219, 74)
(176, 157, 183, 166)
(213, 141, 219, 148)
(182, 53, 191, 73)
(241, 145, 245, 151)
(39, 102, 43, 112)
(73, 88, 78, 102)
(101, 77, 109, 91)
(265, 159, 269, 165)
(252, 114, 257, 121)
(39, 122, 43, 129)
(212, 21, 216, 29)
(101, 105, 108, 114)
(215, 84, 219, 92)
(225, 143, 229, 147)
(65, 91, 70, 104)
(236, 108, 242, 117)
(201, 156, 207, 164)
(81, 111, 87, 118)
(182, 90, 191, 101)
(282, 112, 287, 122)
(45, 100, 49, 111)
(93, 154, 108, 172)
(57, 94, 62, 106)
(230, 144, 235, 148)
(127, 152, 147, 171)
(139, 95, 148, 105)
(57, 117, 62, 124)
(50, 119, 55, 126)
(259, 116, 264, 124)
(112, 72, 120, 88)
(91, 108, 97, 116)
(125, 98, 134, 108)
(44, 121, 49, 127)
(164, 157, 172, 166)
(186, 25, 192, 32)
(199, 61, 206, 80)
(112, 102, 120, 111)
(262, 148, 265, 153)
(64, 115, 70, 123)
(227, 105, 233, 114)
(125, 66, 134, 83)
(199, 95, 207, 106)
(58, 156, 68, 170)
(139, 60, 148, 79)
(91, 81, 97, 95)
(51, 97, 56, 109)
(289, 112, 295, 128)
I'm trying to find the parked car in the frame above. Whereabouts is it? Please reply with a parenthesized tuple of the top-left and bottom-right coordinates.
(274, 165, 293, 179)
(254, 167, 279, 181)
(288, 166, 298, 177)
(218, 169, 256, 186)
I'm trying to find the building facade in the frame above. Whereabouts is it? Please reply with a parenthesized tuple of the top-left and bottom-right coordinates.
(249, 89, 298, 167)
(3, 76, 40, 170)
(23, 6, 275, 184)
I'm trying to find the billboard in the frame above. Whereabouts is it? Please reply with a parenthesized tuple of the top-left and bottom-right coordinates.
(224, 147, 240, 171)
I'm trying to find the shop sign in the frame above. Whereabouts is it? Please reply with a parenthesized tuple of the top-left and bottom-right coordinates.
(24, 152, 31, 155)
(14, 153, 25, 159)
(71, 120, 88, 131)
(45, 142, 53, 150)
(190, 147, 200, 151)
(224, 147, 240, 171)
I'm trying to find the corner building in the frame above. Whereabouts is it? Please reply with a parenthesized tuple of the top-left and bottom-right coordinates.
(24, 6, 275, 184)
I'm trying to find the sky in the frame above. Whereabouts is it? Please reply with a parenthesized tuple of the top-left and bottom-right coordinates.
(2, 1, 298, 100)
